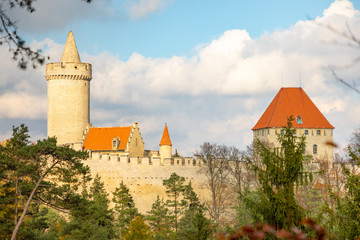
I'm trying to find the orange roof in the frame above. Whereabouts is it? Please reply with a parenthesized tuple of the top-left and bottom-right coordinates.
(252, 88, 334, 130)
(159, 124, 172, 146)
(83, 126, 131, 151)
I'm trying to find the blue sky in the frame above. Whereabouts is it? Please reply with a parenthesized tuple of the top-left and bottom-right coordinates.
(1, 0, 360, 156)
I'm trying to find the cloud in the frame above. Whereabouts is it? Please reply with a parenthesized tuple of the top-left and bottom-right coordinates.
(128, 0, 168, 19)
(1, 0, 359, 155)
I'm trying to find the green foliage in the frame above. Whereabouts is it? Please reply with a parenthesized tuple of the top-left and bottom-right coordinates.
(145, 195, 173, 240)
(112, 181, 139, 237)
(0, 124, 91, 239)
(243, 117, 309, 230)
(123, 216, 150, 240)
(177, 208, 212, 240)
(163, 172, 187, 232)
(62, 174, 115, 240)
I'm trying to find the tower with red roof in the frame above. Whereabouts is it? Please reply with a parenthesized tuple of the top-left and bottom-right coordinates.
(159, 123, 172, 163)
(252, 87, 334, 162)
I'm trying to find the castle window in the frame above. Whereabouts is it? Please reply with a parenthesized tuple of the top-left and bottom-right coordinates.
(296, 115, 303, 124)
(149, 159, 152, 165)
(193, 160, 196, 166)
(324, 130, 326, 136)
(171, 159, 174, 165)
(112, 140, 117, 148)
(317, 130, 321, 135)
(313, 144, 317, 155)
(177, 159, 180, 165)
(305, 130, 308, 135)
(182, 159, 185, 166)
(293, 129, 296, 135)
(280, 129, 284, 135)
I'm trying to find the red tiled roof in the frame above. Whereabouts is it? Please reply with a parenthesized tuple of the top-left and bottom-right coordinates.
(159, 124, 172, 146)
(252, 88, 334, 130)
(83, 126, 131, 151)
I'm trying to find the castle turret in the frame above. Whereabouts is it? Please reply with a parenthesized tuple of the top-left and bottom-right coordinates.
(45, 31, 92, 146)
(159, 123, 172, 162)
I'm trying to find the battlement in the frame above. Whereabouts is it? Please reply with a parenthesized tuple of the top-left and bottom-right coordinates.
(88, 151, 204, 167)
(45, 62, 92, 81)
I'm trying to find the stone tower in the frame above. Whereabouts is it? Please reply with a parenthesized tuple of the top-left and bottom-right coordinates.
(252, 87, 334, 162)
(45, 31, 92, 146)
(159, 123, 172, 162)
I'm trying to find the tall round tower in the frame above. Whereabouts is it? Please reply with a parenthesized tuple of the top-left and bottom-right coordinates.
(45, 31, 92, 146)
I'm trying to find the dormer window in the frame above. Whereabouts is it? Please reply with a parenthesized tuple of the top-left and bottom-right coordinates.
(296, 115, 303, 124)
(112, 137, 120, 150)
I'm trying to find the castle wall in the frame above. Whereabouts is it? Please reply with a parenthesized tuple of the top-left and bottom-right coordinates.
(84, 154, 211, 213)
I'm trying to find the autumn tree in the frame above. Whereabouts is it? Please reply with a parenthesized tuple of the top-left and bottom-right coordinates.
(123, 216, 150, 240)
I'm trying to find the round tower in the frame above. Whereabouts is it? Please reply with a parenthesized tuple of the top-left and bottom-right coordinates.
(159, 123, 172, 162)
(45, 31, 92, 145)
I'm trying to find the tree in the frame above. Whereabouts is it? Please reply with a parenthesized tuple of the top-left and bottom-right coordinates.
(163, 173, 187, 233)
(112, 181, 139, 237)
(63, 174, 115, 240)
(322, 128, 360, 239)
(243, 117, 311, 230)
(177, 183, 213, 240)
(0, 0, 92, 69)
(123, 216, 150, 240)
(0, 124, 90, 240)
(197, 143, 232, 225)
(145, 195, 173, 240)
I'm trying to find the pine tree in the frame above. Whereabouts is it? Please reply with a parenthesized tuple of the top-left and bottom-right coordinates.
(163, 173, 187, 233)
(0, 124, 91, 240)
(112, 181, 139, 237)
(243, 117, 309, 230)
(146, 195, 173, 240)
(64, 174, 115, 240)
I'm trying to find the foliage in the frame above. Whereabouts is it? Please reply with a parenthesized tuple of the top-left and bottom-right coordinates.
(112, 181, 139, 237)
(62, 174, 115, 240)
(0, 124, 90, 240)
(145, 195, 173, 240)
(0, 0, 92, 69)
(163, 172, 187, 233)
(218, 218, 326, 240)
(242, 117, 310, 230)
(123, 216, 150, 240)
(177, 208, 213, 240)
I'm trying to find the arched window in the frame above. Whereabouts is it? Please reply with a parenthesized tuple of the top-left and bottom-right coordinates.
(313, 144, 317, 155)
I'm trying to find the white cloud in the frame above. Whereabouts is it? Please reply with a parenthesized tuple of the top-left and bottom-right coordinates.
(0, 0, 359, 155)
(128, 0, 167, 19)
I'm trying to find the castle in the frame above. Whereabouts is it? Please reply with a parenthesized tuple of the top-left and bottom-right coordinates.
(45, 32, 335, 213)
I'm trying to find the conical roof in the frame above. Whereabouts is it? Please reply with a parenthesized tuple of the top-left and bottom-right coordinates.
(60, 31, 81, 63)
(252, 87, 334, 130)
(159, 124, 172, 146)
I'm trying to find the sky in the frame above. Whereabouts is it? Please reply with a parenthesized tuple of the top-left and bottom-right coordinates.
(0, 0, 359, 156)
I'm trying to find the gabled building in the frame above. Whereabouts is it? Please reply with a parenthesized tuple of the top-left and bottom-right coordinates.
(252, 87, 334, 162)
(83, 122, 144, 158)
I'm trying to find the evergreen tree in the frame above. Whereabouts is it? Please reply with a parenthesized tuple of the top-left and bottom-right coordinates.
(177, 183, 213, 240)
(0, 124, 91, 240)
(163, 173, 187, 233)
(123, 216, 150, 240)
(63, 174, 115, 240)
(145, 195, 173, 240)
(243, 117, 310, 230)
(112, 181, 139, 237)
